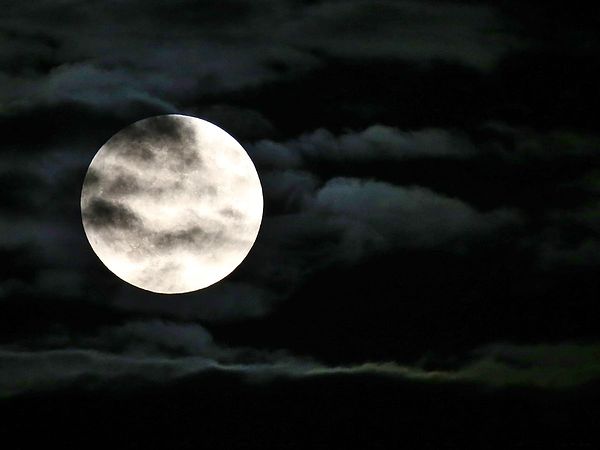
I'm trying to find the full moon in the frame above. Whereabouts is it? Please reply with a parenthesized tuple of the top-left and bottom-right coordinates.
(81, 115, 263, 294)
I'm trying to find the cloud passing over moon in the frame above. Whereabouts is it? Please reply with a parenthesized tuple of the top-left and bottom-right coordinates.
(81, 115, 263, 294)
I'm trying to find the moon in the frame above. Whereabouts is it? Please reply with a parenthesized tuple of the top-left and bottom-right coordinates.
(81, 114, 263, 294)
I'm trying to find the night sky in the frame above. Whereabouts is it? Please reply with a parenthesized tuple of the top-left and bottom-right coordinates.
(2, 1, 600, 448)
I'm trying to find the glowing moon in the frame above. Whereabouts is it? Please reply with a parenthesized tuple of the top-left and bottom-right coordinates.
(81, 115, 263, 294)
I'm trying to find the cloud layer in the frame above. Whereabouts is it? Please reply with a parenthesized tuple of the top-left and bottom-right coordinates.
(2, 0, 600, 411)
(3, 319, 599, 397)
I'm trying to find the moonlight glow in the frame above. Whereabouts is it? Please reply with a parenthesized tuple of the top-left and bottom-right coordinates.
(81, 115, 263, 294)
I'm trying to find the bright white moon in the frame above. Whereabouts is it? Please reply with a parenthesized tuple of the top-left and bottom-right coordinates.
(81, 115, 263, 294)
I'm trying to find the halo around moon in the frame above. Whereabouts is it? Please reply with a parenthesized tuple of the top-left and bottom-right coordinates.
(81, 115, 263, 294)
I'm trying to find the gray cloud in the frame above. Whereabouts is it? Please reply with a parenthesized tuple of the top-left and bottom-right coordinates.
(250, 122, 600, 173)
(250, 125, 476, 169)
(458, 342, 600, 388)
(249, 176, 520, 285)
(312, 341, 600, 389)
(270, 175, 517, 304)
(1, 0, 519, 116)
(277, 0, 517, 69)
(2, 322, 599, 397)
(0, 319, 317, 396)
(207, 176, 522, 314)
(539, 238, 600, 269)
(219, 207, 244, 219)
(107, 115, 201, 168)
(82, 197, 142, 230)
(261, 170, 319, 211)
(481, 122, 600, 161)
(85, 320, 225, 358)
(26, 63, 175, 113)
(153, 226, 222, 251)
(105, 173, 141, 196)
(313, 177, 519, 251)
(532, 203, 600, 270)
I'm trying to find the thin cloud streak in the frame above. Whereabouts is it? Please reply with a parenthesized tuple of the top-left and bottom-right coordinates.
(3, 334, 600, 397)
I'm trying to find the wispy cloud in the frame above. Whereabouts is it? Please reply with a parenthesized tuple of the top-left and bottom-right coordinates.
(2, 321, 599, 397)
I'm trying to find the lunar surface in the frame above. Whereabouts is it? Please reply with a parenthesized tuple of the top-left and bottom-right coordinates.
(81, 115, 263, 294)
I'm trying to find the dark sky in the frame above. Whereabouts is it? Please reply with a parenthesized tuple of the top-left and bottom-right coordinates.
(1, 1, 600, 447)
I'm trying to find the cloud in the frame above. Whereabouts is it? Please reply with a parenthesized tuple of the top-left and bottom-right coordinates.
(0, 319, 318, 396)
(250, 126, 475, 169)
(250, 176, 520, 279)
(261, 170, 319, 212)
(107, 114, 201, 166)
(311, 342, 600, 389)
(517, 199, 600, 270)
(2, 323, 600, 397)
(480, 122, 600, 161)
(6, 63, 176, 115)
(0, 348, 216, 397)
(0, 0, 518, 117)
(539, 238, 600, 269)
(226, 175, 519, 314)
(186, 176, 521, 318)
(104, 173, 141, 196)
(534, 202, 600, 268)
(250, 122, 600, 172)
(152, 226, 226, 253)
(457, 342, 600, 388)
(313, 178, 519, 251)
(82, 197, 142, 230)
(85, 320, 227, 358)
(277, 1, 518, 71)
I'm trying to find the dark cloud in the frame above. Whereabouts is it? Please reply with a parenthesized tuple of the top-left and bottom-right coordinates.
(538, 238, 600, 269)
(235, 176, 519, 291)
(255, 175, 520, 271)
(84, 320, 221, 358)
(174, 174, 520, 325)
(219, 207, 244, 219)
(0, 28, 61, 76)
(313, 177, 519, 250)
(261, 170, 319, 214)
(461, 342, 600, 388)
(0, 0, 520, 122)
(526, 200, 600, 270)
(2, 321, 600, 397)
(153, 226, 221, 251)
(82, 197, 142, 230)
(479, 122, 600, 161)
(107, 115, 201, 168)
(249, 125, 475, 169)
(105, 173, 140, 196)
